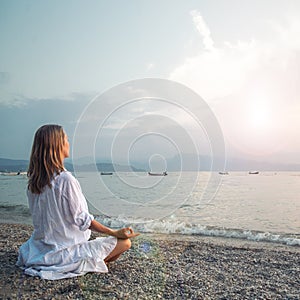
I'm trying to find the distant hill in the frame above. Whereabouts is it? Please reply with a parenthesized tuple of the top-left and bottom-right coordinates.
(73, 163, 144, 172)
(1, 156, 299, 172)
(132, 154, 300, 172)
(225, 157, 300, 172)
(0, 158, 29, 172)
(172, 154, 300, 171)
(0, 158, 144, 173)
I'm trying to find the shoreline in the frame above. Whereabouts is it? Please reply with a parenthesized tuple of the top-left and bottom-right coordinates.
(1, 218, 299, 247)
(1, 223, 299, 299)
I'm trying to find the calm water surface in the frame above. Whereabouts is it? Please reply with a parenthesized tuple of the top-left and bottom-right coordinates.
(1, 171, 299, 245)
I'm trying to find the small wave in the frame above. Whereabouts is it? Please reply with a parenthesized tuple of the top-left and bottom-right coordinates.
(0, 204, 31, 217)
(95, 215, 300, 246)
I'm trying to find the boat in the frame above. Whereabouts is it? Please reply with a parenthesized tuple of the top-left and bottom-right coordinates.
(249, 171, 259, 175)
(219, 172, 229, 175)
(148, 171, 168, 176)
(0, 171, 27, 176)
(100, 172, 113, 175)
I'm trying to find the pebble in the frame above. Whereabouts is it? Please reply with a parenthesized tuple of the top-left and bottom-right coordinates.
(0, 223, 299, 299)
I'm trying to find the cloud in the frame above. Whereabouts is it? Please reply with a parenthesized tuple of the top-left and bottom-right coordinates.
(170, 10, 300, 102)
(0, 93, 92, 158)
(190, 10, 214, 51)
(267, 16, 300, 50)
(169, 11, 262, 100)
(169, 10, 300, 161)
(170, 40, 258, 101)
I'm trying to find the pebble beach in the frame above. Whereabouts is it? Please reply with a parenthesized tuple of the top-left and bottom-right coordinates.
(0, 223, 299, 300)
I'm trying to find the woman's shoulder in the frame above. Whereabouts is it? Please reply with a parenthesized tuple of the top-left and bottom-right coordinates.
(55, 170, 77, 185)
(55, 170, 83, 195)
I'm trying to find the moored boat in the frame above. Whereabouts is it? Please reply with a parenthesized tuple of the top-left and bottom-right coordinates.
(148, 171, 168, 176)
(100, 172, 113, 175)
(219, 172, 229, 175)
(0, 171, 27, 176)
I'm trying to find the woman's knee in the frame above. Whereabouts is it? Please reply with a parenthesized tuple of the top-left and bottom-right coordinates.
(122, 238, 131, 251)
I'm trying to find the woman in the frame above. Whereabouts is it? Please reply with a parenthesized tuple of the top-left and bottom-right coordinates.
(17, 124, 139, 280)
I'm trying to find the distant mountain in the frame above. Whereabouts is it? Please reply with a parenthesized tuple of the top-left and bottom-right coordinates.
(131, 153, 300, 172)
(225, 157, 300, 171)
(0, 158, 29, 172)
(0, 158, 144, 173)
(1, 156, 299, 172)
(73, 163, 144, 172)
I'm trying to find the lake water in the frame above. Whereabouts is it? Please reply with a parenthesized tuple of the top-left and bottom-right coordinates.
(0, 171, 299, 246)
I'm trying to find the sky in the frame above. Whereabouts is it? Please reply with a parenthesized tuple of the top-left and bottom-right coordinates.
(0, 0, 300, 166)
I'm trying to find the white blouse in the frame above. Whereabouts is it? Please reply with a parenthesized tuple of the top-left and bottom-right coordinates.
(17, 171, 117, 280)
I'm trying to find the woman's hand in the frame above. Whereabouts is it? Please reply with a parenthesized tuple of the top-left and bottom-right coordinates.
(113, 227, 140, 239)
(89, 220, 139, 239)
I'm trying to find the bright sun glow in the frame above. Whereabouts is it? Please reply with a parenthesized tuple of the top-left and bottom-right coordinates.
(246, 98, 272, 131)
(225, 90, 287, 156)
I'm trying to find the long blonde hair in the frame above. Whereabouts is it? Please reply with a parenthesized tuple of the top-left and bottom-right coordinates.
(28, 124, 66, 194)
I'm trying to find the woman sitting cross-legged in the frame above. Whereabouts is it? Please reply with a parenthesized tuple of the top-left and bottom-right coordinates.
(17, 124, 139, 280)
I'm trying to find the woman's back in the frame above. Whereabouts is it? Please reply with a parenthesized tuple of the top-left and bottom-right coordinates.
(28, 171, 92, 251)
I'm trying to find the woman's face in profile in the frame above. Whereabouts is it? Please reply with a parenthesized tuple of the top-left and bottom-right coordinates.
(62, 133, 70, 159)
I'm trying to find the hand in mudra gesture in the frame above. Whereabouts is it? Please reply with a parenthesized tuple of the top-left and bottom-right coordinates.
(114, 227, 140, 239)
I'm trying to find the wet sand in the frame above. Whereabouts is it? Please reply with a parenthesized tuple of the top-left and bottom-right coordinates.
(0, 223, 299, 299)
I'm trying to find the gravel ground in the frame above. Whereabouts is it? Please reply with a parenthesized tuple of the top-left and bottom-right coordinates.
(0, 223, 299, 300)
